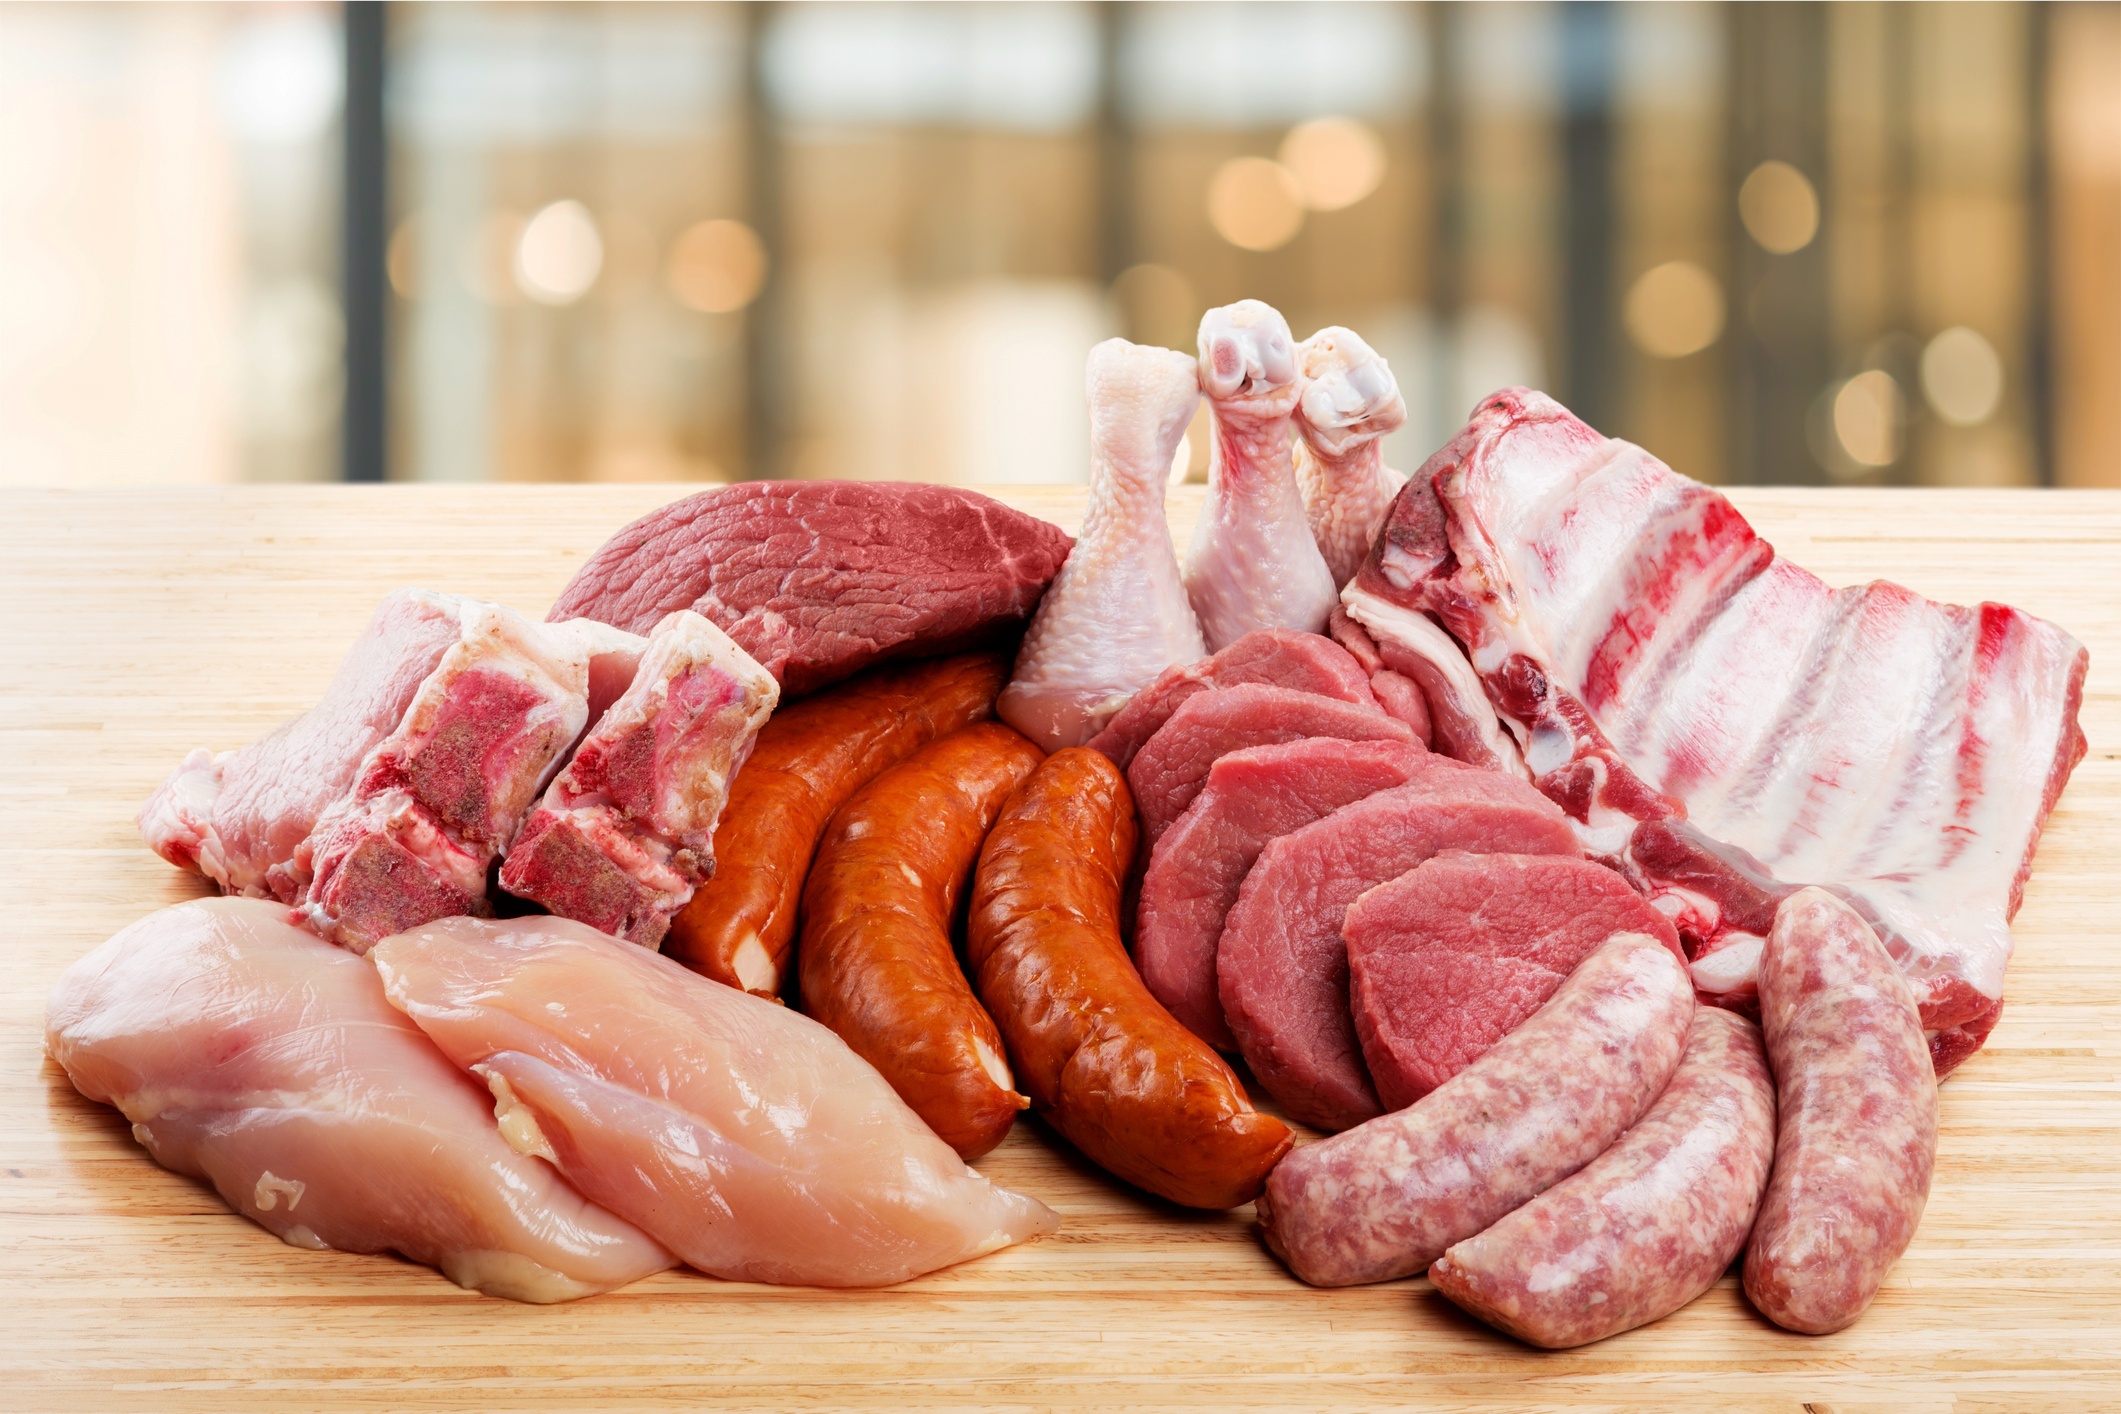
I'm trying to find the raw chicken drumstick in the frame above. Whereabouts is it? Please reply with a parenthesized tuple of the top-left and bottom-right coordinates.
(1293, 326, 1409, 587)
(1182, 300, 1340, 651)
(998, 339, 1208, 752)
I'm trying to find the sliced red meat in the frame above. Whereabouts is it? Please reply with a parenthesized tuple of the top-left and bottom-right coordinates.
(1086, 629, 1378, 770)
(549, 481, 1073, 699)
(1126, 684, 1412, 853)
(1344, 852, 1684, 1109)
(1136, 738, 1431, 1050)
(1216, 769, 1578, 1132)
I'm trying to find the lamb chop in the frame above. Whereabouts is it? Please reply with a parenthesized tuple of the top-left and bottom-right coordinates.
(500, 610, 779, 947)
(997, 338, 1207, 751)
(1293, 325, 1409, 588)
(1182, 300, 1339, 651)
(140, 589, 640, 952)
(1350, 387, 2089, 1075)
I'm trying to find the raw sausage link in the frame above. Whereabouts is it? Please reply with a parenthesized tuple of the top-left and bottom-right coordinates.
(664, 651, 1008, 995)
(798, 721, 1046, 1160)
(1744, 886, 1938, 1334)
(1257, 930, 1694, 1287)
(967, 748, 1293, 1209)
(1430, 1008, 1776, 1347)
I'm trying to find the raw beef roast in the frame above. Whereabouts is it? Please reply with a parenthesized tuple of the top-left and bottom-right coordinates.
(1345, 851, 1685, 1109)
(1324, 607, 1433, 744)
(1135, 737, 1431, 1050)
(1216, 764, 1579, 1131)
(1087, 629, 1380, 770)
(551, 481, 1073, 700)
(1126, 684, 1414, 852)
(1350, 387, 2088, 1073)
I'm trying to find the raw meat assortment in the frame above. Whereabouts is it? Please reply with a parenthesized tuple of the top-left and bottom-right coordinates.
(372, 914, 1058, 1288)
(1084, 629, 1379, 770)
(1344, 851, 1684, 1109)
(142, 588, 638, 953)
(997, 339, 1207, 751)
(1324, 607, 1433, 743)
(1291, 326, 1409, 588)
(1745, 888, 1938, 1334)
(798, 722, 1045, 1160)
(549, 481, 1072, 699)
(500, 611, 779, 947)
(1217, 768, 1580, 1131)
(1429, 1008, 1776, 1349)
(1353, 387, 2088, 1071)
(45, 899, 673, 1302)
(664, 650, 1007, 994)
(968, 748, 1293, 1208)
(1126, 683, 1415, 852)
(1135, 737, 1431, 1050)
(1256, 931, 1695, 1288)
(1182, 301, 1340, 650)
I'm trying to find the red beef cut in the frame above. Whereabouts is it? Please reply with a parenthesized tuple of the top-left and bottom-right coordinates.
(1344, 851, 1684, 1110)
(549, 481, 1074, 699)
(1217, 767, 1579, 1132)
(1086, 629, 1379, 770)
(1136, 737, 1431, 1050)
(1126, 684, 1413, 852)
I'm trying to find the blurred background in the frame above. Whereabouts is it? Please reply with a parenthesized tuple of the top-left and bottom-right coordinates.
(5, 0, 2119, 490)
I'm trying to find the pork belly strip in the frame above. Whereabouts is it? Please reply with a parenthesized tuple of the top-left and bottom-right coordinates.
(500, 611, 779, 947)
(549, 481, 1074, 700)
(1350, 388, 2088, 1072)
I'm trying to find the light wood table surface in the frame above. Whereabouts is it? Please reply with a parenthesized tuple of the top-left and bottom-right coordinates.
(2, 484, 2117, 1412)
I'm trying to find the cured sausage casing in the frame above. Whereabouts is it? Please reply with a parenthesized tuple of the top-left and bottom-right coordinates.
(1430, 1008, 1775, 1347)
(1256, 930, 1693, 1287)
(664, 651, 1007, 994)
(967, 748, 1293, 1209)
(798, 722, 1045, 1160)
(1744, 887, 1938, 1335)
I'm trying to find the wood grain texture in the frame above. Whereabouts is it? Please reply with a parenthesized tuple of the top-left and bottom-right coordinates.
(1, 484, 2117, 1412)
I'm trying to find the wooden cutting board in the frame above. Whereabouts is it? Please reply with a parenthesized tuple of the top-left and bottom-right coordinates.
(2, 484, 2116, 1412)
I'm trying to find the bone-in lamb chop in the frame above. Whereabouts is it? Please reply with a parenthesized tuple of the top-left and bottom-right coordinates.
(140, 589, 639, 952)
(1182, 301, 1340, 651)
(997, 338, 1208, 751)
(500, 610, 779, 947)
(1349, 387, 2089, 1075)
(1293, 325, 1409, 588)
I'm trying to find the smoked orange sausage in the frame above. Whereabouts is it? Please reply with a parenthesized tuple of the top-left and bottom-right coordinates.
(967, 748, 1293, 1209)
(664, 651, 1008, 995)
(798, 722, 1046, 1160)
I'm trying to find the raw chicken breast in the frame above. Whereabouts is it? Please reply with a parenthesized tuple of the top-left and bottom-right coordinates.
(999, 338, 1207, 751)
(1293, 326, 1409, 587)
(371, 915, 1060, 1288)
(1183, 301, 1339, 649)
(44, 898, 673, 1302)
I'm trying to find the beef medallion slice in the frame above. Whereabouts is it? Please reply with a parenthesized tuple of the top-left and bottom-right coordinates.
(550, 481, 1074, 699)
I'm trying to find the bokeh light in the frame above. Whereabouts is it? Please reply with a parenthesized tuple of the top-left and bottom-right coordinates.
(1278, 117, 1387, 212)
(515, 200, 603, 306)
(1208, 157, 1305, 252)
(1739, 160, 1820, 255)
(1833, 370, 1903, 467)
(387, 216, 420, 300)
(1921, 326, 2004, 426)
(1111, 262, 1196, 347)
(666, 218, 768, 314)
(1623, 261, 1725, 358)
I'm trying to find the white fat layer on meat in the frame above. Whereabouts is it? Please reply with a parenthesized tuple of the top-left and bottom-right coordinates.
(1339, 583, 1528, 777)
(479, 1065, 559, 1164)
(1429, 391, 2086, 1011)
(1688, 933, 1765, 994)
(253, 1170, 306, 1212)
